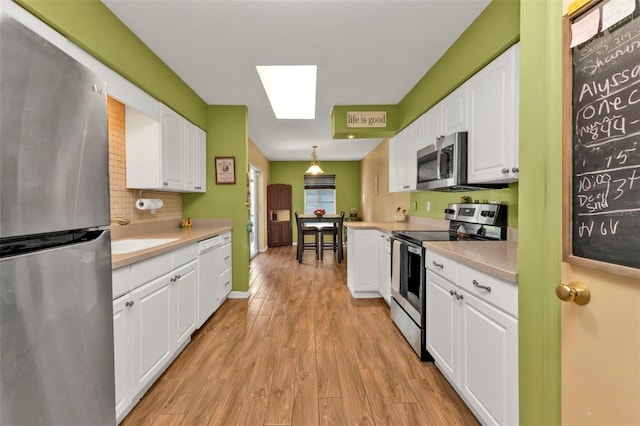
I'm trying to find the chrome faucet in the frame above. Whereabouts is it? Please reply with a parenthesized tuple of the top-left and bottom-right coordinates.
(111, 217, 131, 226)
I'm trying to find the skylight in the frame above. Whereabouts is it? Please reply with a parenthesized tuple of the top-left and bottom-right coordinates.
(256, 65, 317, 119)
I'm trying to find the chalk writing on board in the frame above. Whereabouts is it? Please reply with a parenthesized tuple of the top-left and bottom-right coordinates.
(571, 2, 640, 269)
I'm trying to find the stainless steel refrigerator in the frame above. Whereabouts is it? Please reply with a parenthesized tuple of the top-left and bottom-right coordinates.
(0, 13, 116, 425)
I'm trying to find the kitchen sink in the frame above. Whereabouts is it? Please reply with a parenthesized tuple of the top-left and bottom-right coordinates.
(111, 238, 178, 255)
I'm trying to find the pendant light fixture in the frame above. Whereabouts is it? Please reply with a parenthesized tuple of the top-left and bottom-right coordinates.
(305, 145, 324, 175)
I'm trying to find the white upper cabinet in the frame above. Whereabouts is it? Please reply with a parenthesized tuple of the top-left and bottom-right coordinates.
(189, 127, 207, 193)
(126, 104, 207, 193)
(423, 103, 443, 147)
(389, 113, 426, 192)
(441, 82, 469, 135)
(467, 43, 520, 183)
(161, 105, 186, 191)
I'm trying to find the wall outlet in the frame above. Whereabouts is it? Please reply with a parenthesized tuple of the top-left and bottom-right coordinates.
(426, 201, 431, 211)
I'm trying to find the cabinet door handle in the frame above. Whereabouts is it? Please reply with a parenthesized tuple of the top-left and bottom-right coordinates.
(125, 301, 134, 308)
(163, 182, 169, 186)
(501, 168, 509, 174)
(449, 289, 456, 297)
(455, 293, 464, 301)
(175, 274, 182, 280)
(195, 186, 202, 190)
(472, 279, 492, 292)
(511, 167, 519, 173)
(224, 256, 230, 260)
(433, 260, 444, 269)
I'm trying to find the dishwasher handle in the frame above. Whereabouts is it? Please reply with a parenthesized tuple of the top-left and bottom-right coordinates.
(199, 235, 222, 253)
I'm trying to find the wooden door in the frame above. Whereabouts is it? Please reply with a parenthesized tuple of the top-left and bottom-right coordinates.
(559, 2, 640, 422)
(559, 265, 640, 424)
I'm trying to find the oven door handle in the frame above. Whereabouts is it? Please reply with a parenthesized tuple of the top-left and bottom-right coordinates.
(406, 245, 422, 255)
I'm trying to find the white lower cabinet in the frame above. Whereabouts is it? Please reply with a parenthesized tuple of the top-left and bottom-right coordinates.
(131, 273, 172, 392)
(426, 271, 458, 383)
(217, 233, 233, 302)
(347, 228, 392, 302)
(459, 289, 518, 426)
(172, 261, 198, 351)
(112, 245, 198, 423)
(347, 228, 382, 297)
(112, 294, 133, 422)
(377, 231, 392, 305)
(426, 249, 518, 426)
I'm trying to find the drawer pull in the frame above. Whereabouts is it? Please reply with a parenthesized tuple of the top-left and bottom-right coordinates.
(125, 301, 134, 308)
(449, 289, 463, 300)
(433, 260, 444, 269)
(224, 256, 230, 260)
(473, 279, 491, 292)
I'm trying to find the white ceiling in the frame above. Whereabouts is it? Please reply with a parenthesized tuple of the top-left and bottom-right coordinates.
(102, 0, 491, 161)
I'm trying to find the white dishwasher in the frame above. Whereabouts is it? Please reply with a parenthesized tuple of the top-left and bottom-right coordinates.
(197, 235, 222, 328)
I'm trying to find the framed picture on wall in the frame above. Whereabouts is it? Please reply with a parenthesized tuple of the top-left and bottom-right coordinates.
(215, 157, 236, 184)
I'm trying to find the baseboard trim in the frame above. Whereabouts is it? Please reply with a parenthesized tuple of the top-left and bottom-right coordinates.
(228, 291, 250, 299)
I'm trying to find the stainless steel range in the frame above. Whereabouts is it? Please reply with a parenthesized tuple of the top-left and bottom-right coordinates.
(390, 203, 508, 361)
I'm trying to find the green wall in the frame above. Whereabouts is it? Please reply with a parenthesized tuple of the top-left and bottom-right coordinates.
(270, 161, 361, 242)
(518, 1, 562, 424)
(183, 106, 250, 292)
(399, 0, 520, 129)
(16, 0, 207, 128)
(410, 184, 519, 228)
(402, 0, 521, 229)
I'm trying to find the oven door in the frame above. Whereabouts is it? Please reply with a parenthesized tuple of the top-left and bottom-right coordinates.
(391, 238, 424, 325)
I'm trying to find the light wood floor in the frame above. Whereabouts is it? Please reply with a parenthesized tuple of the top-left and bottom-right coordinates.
(122, 245, 479, 426)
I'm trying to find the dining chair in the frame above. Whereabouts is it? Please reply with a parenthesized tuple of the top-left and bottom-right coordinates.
(320, 211, 345, 262)
(295, 211, 320, 262)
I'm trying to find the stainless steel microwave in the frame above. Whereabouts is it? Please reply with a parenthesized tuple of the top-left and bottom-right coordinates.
(416, 132, 507, 192)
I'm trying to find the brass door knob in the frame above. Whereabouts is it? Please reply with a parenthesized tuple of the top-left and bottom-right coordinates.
(555, 281, 590, 305)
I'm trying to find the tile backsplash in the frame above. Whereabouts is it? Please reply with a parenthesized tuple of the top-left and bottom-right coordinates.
(108, 97, 182, 225)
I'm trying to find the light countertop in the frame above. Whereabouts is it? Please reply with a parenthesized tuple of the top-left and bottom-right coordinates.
(111, 219, 232, 269)
(345, 220, 518, 283)
(344, 221, 447, 233)
(424, 240, 518, 283)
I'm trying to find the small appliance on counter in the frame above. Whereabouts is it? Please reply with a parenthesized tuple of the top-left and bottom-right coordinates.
(390, 203, 508, 361)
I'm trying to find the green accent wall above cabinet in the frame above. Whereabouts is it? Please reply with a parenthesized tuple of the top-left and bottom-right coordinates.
(15, 0, 207, 128)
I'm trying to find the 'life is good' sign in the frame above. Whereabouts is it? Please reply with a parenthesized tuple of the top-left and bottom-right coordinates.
(346, 111, 387, 128)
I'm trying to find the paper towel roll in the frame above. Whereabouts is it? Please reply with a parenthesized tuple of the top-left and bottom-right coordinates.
(136, 198, 163, 211)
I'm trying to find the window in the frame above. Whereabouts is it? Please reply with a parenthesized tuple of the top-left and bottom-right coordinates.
(304, 174, 336, 214)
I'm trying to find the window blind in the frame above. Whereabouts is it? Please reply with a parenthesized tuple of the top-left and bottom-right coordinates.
(304, 174, 336, 189)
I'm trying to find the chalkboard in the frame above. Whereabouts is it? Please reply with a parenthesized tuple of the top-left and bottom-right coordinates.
(568, 0, 640, 272)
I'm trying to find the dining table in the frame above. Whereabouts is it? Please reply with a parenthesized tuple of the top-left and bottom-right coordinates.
(296, 213, 344, 263)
